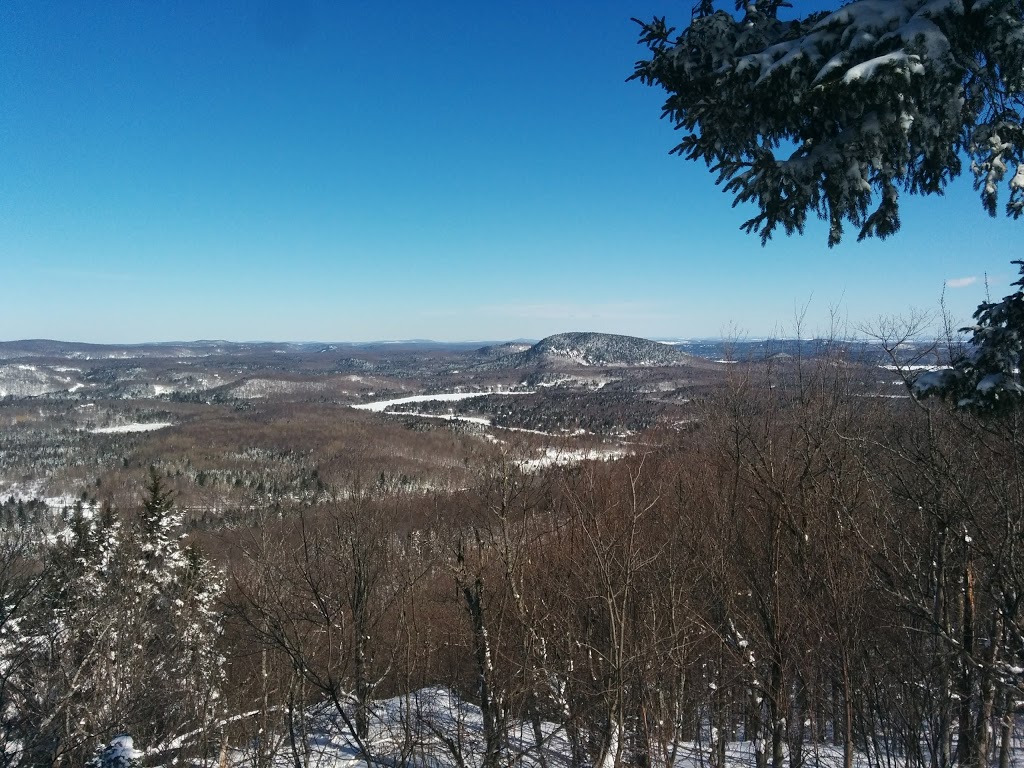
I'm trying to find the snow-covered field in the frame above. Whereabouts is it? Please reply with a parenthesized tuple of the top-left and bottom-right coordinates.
(517, 446, 627, 471)
(0, 480, 84, 512)
(88, 422, 173, 434)
(0, 364, 86, 398)
(352, 390, 532, 413)
(878, 364, 943, 372)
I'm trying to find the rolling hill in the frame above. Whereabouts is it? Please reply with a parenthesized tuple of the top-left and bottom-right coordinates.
(477, 332, 694, 370)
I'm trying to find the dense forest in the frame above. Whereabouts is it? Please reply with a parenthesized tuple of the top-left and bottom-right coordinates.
(0, 344, 1020, 768)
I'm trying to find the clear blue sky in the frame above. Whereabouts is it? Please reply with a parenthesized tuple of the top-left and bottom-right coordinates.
(0, 1, 1016, 343)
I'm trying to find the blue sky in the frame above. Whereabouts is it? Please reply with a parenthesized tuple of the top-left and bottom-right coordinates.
(0, 1, 1015, 343)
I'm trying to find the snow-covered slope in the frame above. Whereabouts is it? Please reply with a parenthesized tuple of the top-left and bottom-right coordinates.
(0, 364, 86, 397)
(480, 332, 693, 370)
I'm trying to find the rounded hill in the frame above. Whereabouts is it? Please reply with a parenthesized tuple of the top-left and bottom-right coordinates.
(478, 332, 694, 370)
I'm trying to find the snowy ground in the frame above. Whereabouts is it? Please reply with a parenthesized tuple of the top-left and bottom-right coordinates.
(0, 479, 83, 512)
(351, 390, 533, 413)
(878, 364, 942, 372)
(517, 446, 627, 471)
(88, 422, 174, 434)
(221, 687, 566, 768)
(220, 687, 885, 768)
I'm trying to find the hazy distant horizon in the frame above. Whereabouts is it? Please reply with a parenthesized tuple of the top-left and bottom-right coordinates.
(0, 332, 919, 348)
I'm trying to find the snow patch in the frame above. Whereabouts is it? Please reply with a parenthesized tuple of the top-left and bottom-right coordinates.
(517, 446, 626, 472)
(353, 391, 532, 413)
(89, 422, 173, 434)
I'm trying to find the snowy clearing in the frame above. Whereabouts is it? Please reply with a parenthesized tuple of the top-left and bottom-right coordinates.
(517, 446, 627, 472)
(0, 481, 84, 512)
(88, 422, 174, 434)
(352, 390, 532, 412)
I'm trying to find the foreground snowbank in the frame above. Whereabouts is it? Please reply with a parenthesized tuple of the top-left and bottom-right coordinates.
(226, 687, 870, 768)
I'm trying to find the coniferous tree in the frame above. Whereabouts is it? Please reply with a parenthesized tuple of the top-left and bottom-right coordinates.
(915, 261, 1024, 411)
(117, 467, 224, 760)
(631, 0, 1024, 245)
(16, 502, 122, 766)
(12, 474, 224, 766)
(0, 531, 40, 766)
(85, 735, 143, 768)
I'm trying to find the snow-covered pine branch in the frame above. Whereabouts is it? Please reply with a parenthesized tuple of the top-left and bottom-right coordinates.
(632, 0, 1024, 245)
(914, 260, 1024, 411)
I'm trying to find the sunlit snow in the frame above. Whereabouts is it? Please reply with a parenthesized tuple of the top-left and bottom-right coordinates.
(89, 422, 174, 434)
(352, 391, 532, 412)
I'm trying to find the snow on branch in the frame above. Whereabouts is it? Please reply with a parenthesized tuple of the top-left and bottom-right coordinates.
(632, 0, 1024, 245)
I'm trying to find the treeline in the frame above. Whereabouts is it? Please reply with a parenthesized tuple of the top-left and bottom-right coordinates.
(1, 351, 1022, 768)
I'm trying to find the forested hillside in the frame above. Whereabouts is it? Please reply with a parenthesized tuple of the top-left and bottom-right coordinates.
(0, 344, 1018, 768)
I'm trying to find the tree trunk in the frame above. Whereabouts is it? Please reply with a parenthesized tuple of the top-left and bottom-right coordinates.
(956, 559, 977, 768)
(973, 615, 1002, 768)
(842, 652, 854, 768)
(771, 653, 786, 768)
(350, 539, 372, 742)
(462, 575, 503, 768)
(997, 691, 1013, 768)
(752, 684, 767, 768)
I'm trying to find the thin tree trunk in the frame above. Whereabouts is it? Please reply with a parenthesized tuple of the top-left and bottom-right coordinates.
(842, 652, 854, 768)
(997, 690, 1013, 768)
(771, 652, 786, 768)
(463, 575, 503, 768)
(973, 615, 1002, 768)
(957, 559, 977, 768)
(752, 684, 767, 768)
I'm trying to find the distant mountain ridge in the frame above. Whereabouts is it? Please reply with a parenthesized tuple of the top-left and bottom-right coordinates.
(477, 332, 694, 369)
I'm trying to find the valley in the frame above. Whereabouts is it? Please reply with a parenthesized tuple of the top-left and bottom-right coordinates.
(0, 332, 920, 522)
(1, 330, 1003, 768)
